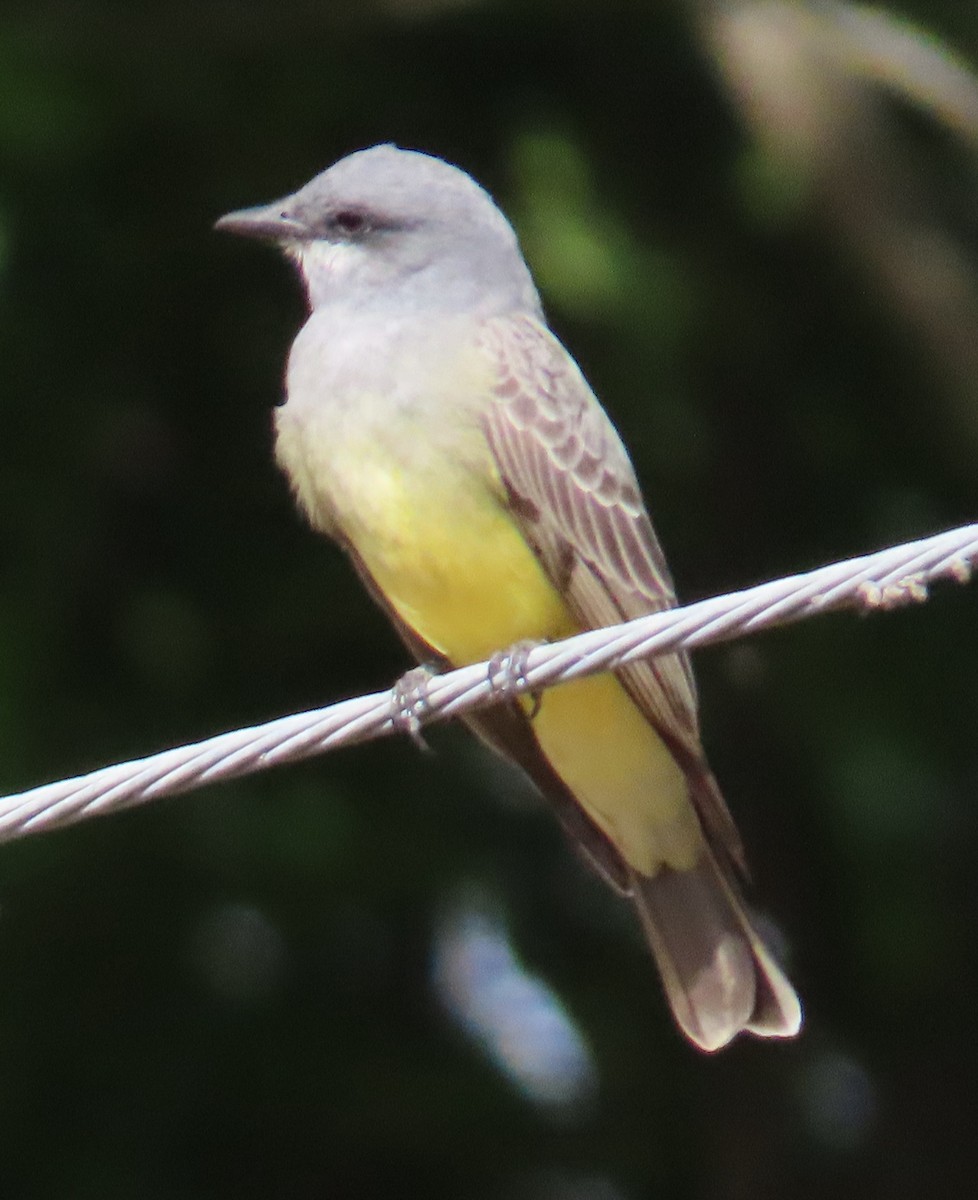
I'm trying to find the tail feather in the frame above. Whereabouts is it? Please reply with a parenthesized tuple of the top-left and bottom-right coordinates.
(629, 852, 802, 1052)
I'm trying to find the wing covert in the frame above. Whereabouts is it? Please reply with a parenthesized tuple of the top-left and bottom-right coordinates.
(478, 313, 746, 870)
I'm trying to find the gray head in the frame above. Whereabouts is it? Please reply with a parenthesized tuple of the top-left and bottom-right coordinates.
(216, 144, 542, 318)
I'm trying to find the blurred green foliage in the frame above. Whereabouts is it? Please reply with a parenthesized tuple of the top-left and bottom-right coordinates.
(2, 2, 978, 1197)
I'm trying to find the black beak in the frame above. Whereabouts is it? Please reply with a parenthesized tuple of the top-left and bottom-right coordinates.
(214, 201, 308, 242)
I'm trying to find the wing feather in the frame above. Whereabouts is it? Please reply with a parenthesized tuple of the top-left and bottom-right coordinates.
(478, 313, 746, 872)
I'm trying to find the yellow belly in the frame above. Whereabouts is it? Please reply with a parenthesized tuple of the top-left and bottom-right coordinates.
(345, 460, 698, 875)
(277, 410, 699, 875)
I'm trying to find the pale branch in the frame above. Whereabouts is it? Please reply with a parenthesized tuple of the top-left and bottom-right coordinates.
(0, 521, 975, 846)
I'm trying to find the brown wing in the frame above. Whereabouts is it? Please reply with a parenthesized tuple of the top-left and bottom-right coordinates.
(477, 313, 746, 873)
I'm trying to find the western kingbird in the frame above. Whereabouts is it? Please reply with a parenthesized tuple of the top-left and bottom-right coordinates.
(217, 144, 802, 1051)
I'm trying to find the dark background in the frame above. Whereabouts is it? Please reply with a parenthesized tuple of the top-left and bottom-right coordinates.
(2, 2, 977, 1197)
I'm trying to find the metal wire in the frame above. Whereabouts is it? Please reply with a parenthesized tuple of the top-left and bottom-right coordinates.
(1, 521, 975, 846)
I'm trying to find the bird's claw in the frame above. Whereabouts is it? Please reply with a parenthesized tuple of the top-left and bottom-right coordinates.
(390, 665, 436, 752)
(487, 639, 544, 718)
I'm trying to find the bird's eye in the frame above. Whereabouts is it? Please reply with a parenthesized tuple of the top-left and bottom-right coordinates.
(332, 209, 369, 237)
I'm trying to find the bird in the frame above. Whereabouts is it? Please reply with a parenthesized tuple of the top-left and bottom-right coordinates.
(216, 144, 802, 1051)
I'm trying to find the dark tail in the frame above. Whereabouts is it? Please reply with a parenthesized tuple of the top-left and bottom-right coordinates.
(628, 850, 802, 1052)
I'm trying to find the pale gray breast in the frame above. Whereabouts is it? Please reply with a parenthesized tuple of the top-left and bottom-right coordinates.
(276, 306, 498, 534)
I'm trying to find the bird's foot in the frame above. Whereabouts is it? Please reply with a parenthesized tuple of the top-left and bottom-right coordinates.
(390, 665, 437, 752)
(487, 639, 544, 719)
